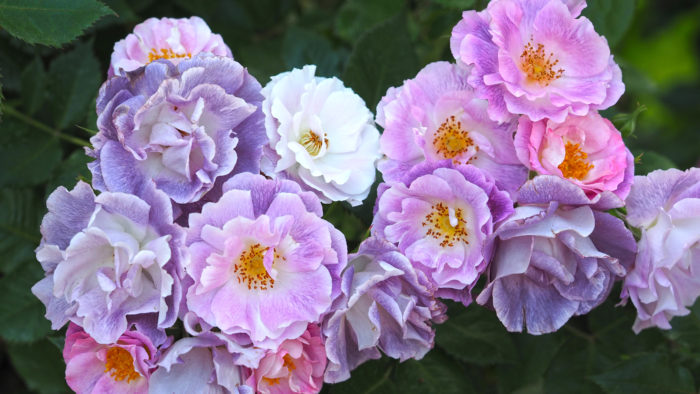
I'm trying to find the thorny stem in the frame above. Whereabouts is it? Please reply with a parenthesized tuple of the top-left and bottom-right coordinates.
(3, 105, 90, 147)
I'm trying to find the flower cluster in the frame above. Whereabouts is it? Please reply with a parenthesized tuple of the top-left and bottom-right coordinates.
(31, 3, 700, 393)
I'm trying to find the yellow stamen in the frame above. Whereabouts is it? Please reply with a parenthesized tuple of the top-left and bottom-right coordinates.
(520, 38, 563, 86)
(422, 202, 469, 248)
(104, 347, 140, 383)
(433, 116, 476, 164)
(283, 354, 296, 371)
(299, 130, 328, 156)
(233, 244, 280, 291)
(147, 48, 191, 63)
(558, 142, 593, 180)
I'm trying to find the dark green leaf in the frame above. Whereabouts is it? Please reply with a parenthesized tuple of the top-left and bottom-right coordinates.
(0, 0, 113, 47)
(343, 13, 420, 111)
(612, 104, 646, 138)
(497, 333, 564, 393)
(591, 353, 695, 394)
(20, 56, 46, 115)
(7, 339, 70, 394)
(329, 358, 397, 394)
(544, 336, 606, 394)
(283, 27, 347, 77)
(634, 151, 676, 175)
(431, 0, 476, 9)
(394, 350, 476, 394)
(335, 0, 405, 44)
(45, 150, 92, 194)
(0, 118, 62, 188)
(48, 41, 101, 130)
(435, 305, 517, 366)
(0, 261, 51, 343)
(0, 188, 42, 275)
(582, 0, 636, 48)
(323, 202, 365, 250)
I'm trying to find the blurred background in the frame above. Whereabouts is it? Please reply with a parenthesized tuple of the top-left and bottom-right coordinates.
(0, 0, 699, 393)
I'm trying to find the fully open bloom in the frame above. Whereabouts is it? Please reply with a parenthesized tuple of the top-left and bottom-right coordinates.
(323, 238, 447, 383)
(377, 61, 527, 194)
(31, 181, 184, 345)
(90, 54, 266, 210)
(261, 65, 381, 205)
(63, 324, 157, 394)
(109, 16, 232, 77)
(451, 0, 623, 122)
(622, 168, 700, 332)
(477, 201, 636, 334)
(246, 324, 326, 394)
(373, 161, 513, 304)
(514, 112, 634, 202)
(185, 173, 347, 349)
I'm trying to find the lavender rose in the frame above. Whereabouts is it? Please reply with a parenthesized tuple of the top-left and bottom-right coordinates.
(477, 201, 636, 334)
(89, 54, 266, 211)
(622, 168, 700, 332)
(323, 238, 447, 383)
(31, 181, 185, 345)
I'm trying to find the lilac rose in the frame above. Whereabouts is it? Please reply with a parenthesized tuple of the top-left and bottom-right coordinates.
(31, 181, 185, 345)
(622, 168, 700, 332)
(89, 54, 266, 213)
(323, 238, 447, 383)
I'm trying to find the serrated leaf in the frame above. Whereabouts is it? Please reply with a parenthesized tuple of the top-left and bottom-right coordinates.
(582, 0, 635, 48)
(343, 13, 420, 111)
(45, 150, 92, 194)
(48, 41, 101, 130)
(20, 56, 46, 115)
(0, 262, 51, 343)
(335, 0, 405, 44)
(0, 188, 42, 275)
(7, 339, 70, 394)
(0, 118, 62, 188)
(0, 0, 113, 47)
(591, 353, 695, 394)
(435, 305, 517, 366)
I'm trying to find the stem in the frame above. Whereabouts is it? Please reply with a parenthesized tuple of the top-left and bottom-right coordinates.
(3, 106, 90, 147)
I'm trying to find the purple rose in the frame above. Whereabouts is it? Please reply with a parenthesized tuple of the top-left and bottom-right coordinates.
(89, 54, 266, 212)
(323, 238, 446, 383)
(372, 161, 513, 305)
(622, 168, 700, 332)
(477, 201, 636, 334)
(31, 181, 185, 345)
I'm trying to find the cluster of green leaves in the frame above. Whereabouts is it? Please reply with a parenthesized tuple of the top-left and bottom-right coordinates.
(0, 0, 698, 393)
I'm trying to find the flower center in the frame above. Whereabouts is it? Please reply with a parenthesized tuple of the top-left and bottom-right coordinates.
(283, 354, 296, 371)
(520, 38, 563, 86)
(433, 116, 476, 164)
(233, 243, 277, 290)
(558, 142, 593, 180)
(299, 130, 328, 156)
(422, 202, 469, 248)
(147, 48, 191, 63)
(104, 347, 140, 383)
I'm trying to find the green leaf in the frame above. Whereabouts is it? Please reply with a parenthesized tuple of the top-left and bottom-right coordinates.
(0, 261, 51, 343)
(329, 358, 397, 394)
(323, 202, 365, 250)
(20, 56, 46, 116)
(48, 41, 101, 130)
(582, 0, 636, 48)
(0, 188, 42, 275)
(394, 350, 477, 394)
(431, 0, 476, 9)
(435, 305, 517, 366)
(282, 27, 347, 77)
(497, 333, 564, 393)
(45, 150, 92, 194)
(343, 13, 420, 111)
(591, 353, 696, 394)
(335, 0, 405, 44)
(634, 151, 676, 175)
(0, 0, 113, 47)
(7, 339, 70, 394)
(0, 118, 63, 188)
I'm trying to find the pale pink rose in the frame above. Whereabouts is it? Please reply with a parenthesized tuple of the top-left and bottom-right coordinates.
(514, 112, 633, 203)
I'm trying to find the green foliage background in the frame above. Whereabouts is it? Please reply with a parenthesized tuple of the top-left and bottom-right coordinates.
(0, 0, 698, 393)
